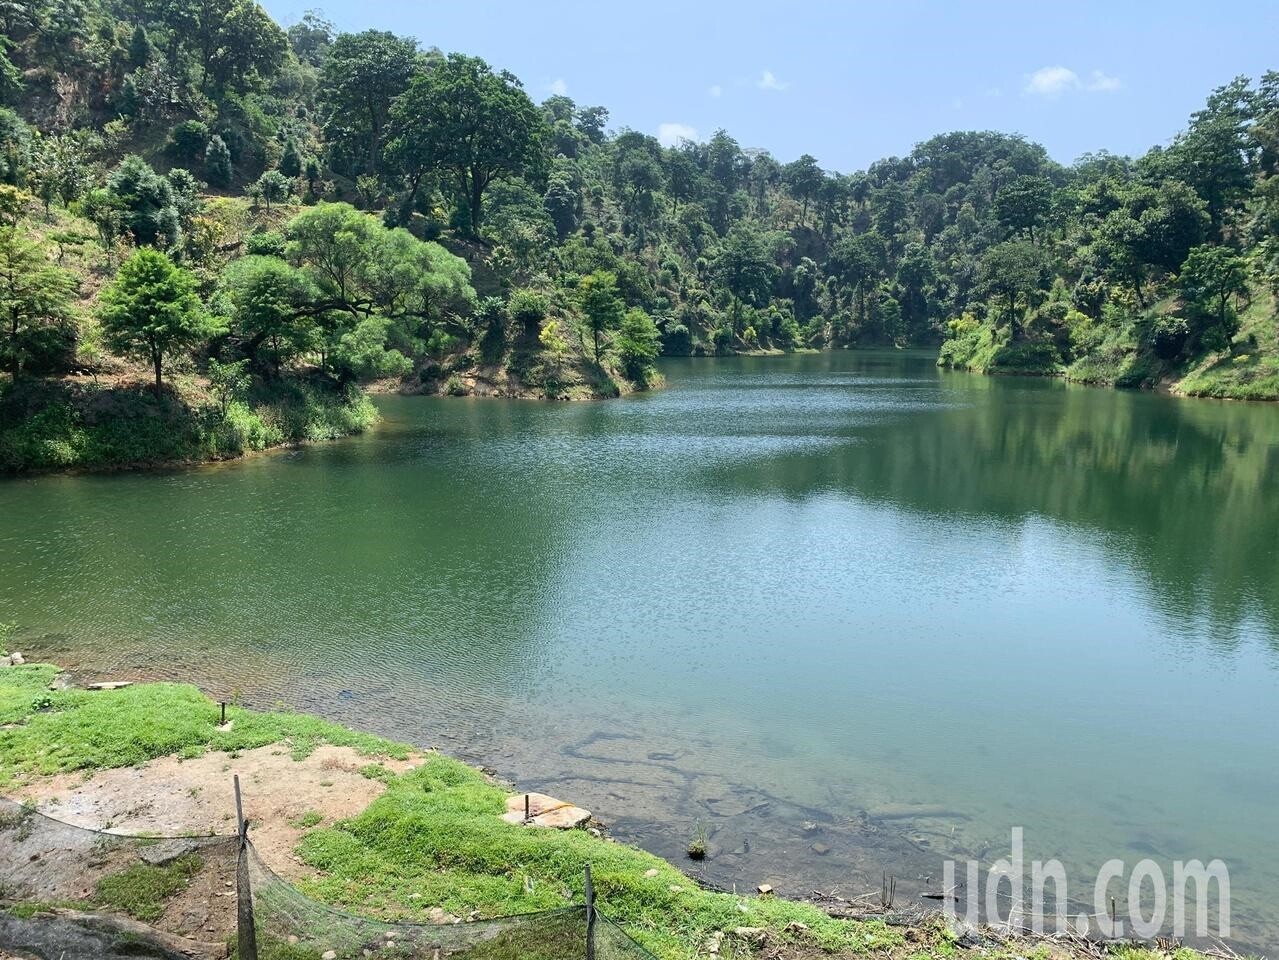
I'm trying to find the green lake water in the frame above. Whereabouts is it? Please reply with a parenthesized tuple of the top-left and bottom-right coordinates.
(2, 351, 1277, 948)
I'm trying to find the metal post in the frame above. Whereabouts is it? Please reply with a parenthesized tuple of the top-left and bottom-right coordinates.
(584, 863, 596, 960)
(234, 775, 258, 960)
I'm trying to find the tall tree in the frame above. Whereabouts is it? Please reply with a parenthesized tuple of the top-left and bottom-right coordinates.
(978, 241, 1049, 338)
(0, 228, 75, 377)
(99, 248, 221, 390)
(388, 53, 547, 233)
(319, 30, 419, 177)
(712, 225, 779, 327)
(577, 270, 624, 363)
(994, 175, 1052, 241)
(1179, 245, 1248, 349)
(783, 154, 823, 223)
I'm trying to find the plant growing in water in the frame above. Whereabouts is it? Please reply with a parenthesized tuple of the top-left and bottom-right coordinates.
(687, 821, 708, 860)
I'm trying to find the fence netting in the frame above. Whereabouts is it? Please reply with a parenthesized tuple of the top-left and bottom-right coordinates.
(0, 797, 657, 960)
(0, 796, 238, 959)
(245, 841, 657, 959)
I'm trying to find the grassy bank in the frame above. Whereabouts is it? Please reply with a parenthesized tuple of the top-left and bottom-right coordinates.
(0, 664, 903, 959)
(0, 663, 1202, 960)
(0, 376, 377, 474)
(937, 287, 1279, 401)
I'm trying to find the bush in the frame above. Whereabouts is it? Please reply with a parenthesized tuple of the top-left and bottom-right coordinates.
(244, 230, 286, 257)
(507, 288, 548, 336)
(167, 120, 209, 166)
(1151, 314, 1190, 359)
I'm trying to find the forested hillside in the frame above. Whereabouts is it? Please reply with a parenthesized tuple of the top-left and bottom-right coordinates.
(2, 0, 1278, 470)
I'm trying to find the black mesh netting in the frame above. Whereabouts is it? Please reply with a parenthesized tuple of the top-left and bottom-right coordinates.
(0, 796, 238, 958)
(245, 841, 658, 959)
(0, 798, 657, 960)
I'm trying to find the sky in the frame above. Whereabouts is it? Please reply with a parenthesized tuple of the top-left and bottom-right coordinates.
(260, 0, 1279, 174)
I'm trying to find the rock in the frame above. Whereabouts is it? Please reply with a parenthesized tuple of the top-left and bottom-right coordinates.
(668, 885, 683, 893)
(321, 952, 336, 960)
(216, 721, 234, 732)
(801, 820, 819, 833)
(784, 921, 809, 934)
(86, 681, 133, 691)
(756, 883, 773, 895)
(732, 927, 768, 947)
(810, 842, 830, 855)
(47, 674, 72, 691)
(500, 792, 591, 830)
(9, 652, 24, 666)
(140, 840, 199, 867)
(705, 931, 725, 954)
(426, 907, 459, 924)
(587, 827, 601, 838)
(644, 868, 659, 878)
(287, 936, 298, 944)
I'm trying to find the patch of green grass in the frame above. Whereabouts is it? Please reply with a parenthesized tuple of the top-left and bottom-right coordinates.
(293, 757, 898, 959)
(0, 666, 410, 787)
(290, 809, 324, 829)
(358, 762, 395, 784)
(4, 899, 95, 918)
(94, 853, 202, 922)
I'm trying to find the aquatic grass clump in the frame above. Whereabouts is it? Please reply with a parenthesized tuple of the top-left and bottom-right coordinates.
(686, 821, 708, 861)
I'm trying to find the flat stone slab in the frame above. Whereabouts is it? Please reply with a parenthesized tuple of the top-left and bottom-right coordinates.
(501, 792, 590, 829)
(86, 681, 134, 691)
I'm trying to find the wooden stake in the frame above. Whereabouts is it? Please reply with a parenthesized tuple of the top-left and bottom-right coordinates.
(585, 863, 596, 960)
(234, 774, 258, 960)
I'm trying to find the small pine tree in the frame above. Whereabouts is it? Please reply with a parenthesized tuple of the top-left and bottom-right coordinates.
(204, 135, 233, 188)
(128, 24, 152, 68)
(279, 139, 302, 179)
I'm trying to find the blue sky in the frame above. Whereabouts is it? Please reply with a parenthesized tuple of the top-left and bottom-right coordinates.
(260, 0, 1279, 173)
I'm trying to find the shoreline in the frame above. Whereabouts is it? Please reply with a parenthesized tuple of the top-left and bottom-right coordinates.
(0, 658, 924, 959)
(2, 654, 1258, 960)
(6, 346, 1276, 478)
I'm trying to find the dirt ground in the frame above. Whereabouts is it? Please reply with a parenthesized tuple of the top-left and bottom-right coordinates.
(9, 743, 422, 881)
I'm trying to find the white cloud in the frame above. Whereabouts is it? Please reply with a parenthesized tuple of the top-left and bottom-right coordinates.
(1086, 70, 1122, 92)
(548, 78, 568, 96)
(757, 70, 789, 92)
(657, 122, 698, 147)
(1025, 65, 1079, 96)
(1024, 65, 1121, 96)
(708, 84, 722, 98)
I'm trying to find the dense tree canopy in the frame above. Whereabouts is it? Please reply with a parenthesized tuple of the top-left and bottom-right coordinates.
(0, 0, 1276, 421)
(389, 53, 546, 233)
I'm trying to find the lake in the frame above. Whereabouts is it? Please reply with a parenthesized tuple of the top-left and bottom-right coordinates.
(2, 351, 1277, 949)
